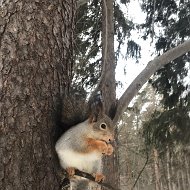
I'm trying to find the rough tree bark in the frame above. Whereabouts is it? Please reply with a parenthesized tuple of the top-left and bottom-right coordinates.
(153, 148, 160, 190)
(101, 0, 118, 189)
(0, 1, 75, 189)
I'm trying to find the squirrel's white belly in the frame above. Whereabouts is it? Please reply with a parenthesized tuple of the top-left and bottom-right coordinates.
(57, 149, 101, 173)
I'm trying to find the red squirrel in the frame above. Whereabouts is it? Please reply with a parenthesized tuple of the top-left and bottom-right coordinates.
(55, 113, 114, 183)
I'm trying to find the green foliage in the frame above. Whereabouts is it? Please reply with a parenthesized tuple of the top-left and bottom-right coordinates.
(152, 59, 187, 108)
(74, 0, 102, 89)
(114, 3, 135, 60)
(143, 100, 190, 150)
(141, 0, 190, 147)
(73, 0, 136, 90)
(126, 40, 141, 59)
(120, 0, 130, 4)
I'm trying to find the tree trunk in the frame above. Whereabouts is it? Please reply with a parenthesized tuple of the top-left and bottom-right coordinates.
(101, 0, 118, 189)
(153, 148, 160, 190)
(0, 1, 75, 189)
(170, 154, 176, 190)
(166, 147, 172, 190)
(101, 0, 116, 116)
(184, 154, 190, 187)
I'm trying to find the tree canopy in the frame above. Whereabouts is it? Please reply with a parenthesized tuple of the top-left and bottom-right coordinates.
(75, 0, 190, 146)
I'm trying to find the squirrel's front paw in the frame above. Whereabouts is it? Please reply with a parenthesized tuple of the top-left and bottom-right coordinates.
(100, 142, 114, 155)
(99, 142, 109, 154)
(105, 143, 114, 155)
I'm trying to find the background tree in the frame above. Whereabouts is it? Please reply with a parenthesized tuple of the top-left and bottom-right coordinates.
(116, 1, 190, 189)
(118, 82, 190, 190)
(140, 1, 190, 188)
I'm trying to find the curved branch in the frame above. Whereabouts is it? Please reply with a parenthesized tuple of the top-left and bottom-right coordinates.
(113, 39, 190, 124)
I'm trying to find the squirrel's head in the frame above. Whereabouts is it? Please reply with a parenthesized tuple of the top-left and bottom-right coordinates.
(88, 114, 115, 143)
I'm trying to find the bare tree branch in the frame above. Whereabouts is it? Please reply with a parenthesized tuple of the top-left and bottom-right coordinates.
(113, 39, 190, 124)
(101, 0, 116, 117)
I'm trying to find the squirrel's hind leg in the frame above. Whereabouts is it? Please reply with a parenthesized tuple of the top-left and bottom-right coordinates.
(92, 159, 105, 182)
(93, 173, 105, 182)
(66, 167, 75, 178)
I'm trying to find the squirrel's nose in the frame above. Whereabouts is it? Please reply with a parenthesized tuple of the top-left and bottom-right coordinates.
(108, 134, 114, 142)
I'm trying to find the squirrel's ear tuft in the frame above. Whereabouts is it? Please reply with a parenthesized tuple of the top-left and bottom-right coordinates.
(88, 113, 98, 124)
(88, 91, 105, 116)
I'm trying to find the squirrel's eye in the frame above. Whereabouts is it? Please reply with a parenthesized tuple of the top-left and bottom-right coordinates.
(100, 123, 107, 130)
